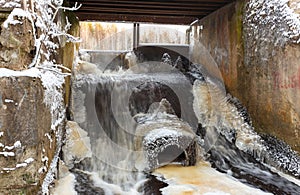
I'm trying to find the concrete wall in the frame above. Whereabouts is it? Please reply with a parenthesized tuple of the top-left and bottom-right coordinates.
(189, 0, 300, 152)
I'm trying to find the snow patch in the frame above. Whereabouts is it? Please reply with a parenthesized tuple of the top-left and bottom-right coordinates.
(14, 157, 35, 169)
(42, 156, 49, 163)
(14, 140, 21, 148)
(246, 0, 300, 45)
(2, 167, 16, 171)
(45, 133, 53, 148)
(4, 140, 21, 150)
(38, 166, 47, 174)
(25, 157, 34, 164)
(3, 8, 29, 28)
(16, 163, 28, 168)
(42, 153, 61, 194)
(4, 99, 14, 103)
(0, 68, 41, 78)
(144, 128, 183, 145)
(4, 145, 14, 150)
(0, 0, 21, 8)
(0, 151, 15, 157)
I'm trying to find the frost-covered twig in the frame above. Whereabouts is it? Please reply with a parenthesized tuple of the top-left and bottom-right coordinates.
(37, 66, 71, 76)
(22, 1, 81, 70)
(51, 32, 81, 43)
(51, 2, 82, 23)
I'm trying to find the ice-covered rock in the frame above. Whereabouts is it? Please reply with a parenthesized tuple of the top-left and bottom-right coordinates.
(161, 53, 172, 65)
(62, 121, 92, 168)
(135, 99, 197, 171)
(261, 134, 300, 178)
(51, 172, 77, 195)
(124, 51, 137, 69)
(75, 60, 102, 75)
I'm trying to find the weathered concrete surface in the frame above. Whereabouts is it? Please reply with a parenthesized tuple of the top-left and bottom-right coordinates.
(241, 43, 300, 153)
(0, 77, 54, 194)
(189, 1, 242, 95)
(242, 0, 300, 152)
(189, 0, 300, 152)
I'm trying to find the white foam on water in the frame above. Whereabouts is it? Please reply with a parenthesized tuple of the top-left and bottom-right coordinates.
(51, 173, 77, 195)
(90, 172, 143, 195)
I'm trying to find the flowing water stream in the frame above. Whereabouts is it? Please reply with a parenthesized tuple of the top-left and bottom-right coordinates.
(63, 52, 300, 195)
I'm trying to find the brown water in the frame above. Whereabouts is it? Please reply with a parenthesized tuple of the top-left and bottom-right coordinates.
(154, 162, 272, 195)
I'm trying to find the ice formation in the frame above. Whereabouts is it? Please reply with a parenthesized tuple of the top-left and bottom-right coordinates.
(261, 134, 300, 178)
(192, 79, 265, 158)
(192, 75, 300, 179)
(0, 68, 41, 77)
(246, 0, 300, 44)
(40, 70, 66, 194)
(0, 0, 21, 8)
(62, 121, 92, 168)
(3, 8, 29, 28)
(135, 99, 197, 170)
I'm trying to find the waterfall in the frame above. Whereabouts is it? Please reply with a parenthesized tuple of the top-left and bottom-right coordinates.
(63, 51, 300, 195)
